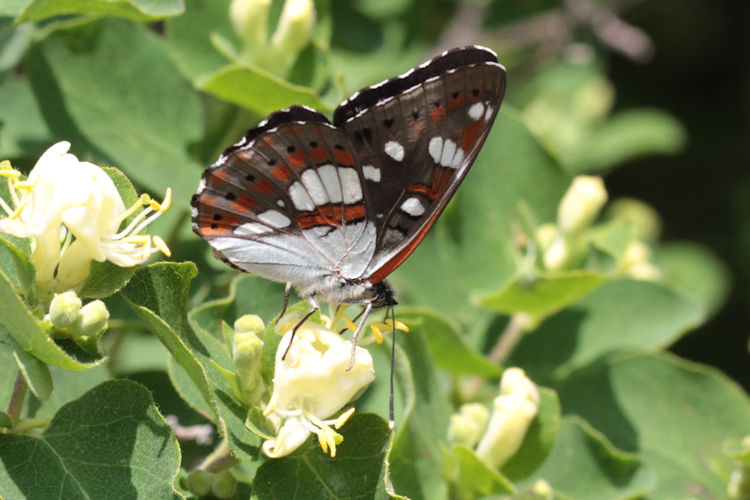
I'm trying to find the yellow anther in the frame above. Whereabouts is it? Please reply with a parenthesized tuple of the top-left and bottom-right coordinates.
(9, 201, 27, 220)
(12, 181, 34, 192)
(317, 432, 329, 455)
(159, 187, 172, 213)
(385, 319, 409, 333)
(370, 323, 384, 343)
(334, 407, 355, 429)
(341, 315, 358, 333)
(153, 235, 171, 257)
(0, 168, 21, 179)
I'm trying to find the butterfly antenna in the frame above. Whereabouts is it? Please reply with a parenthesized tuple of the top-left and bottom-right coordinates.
(281, 296, 319, 360)
(346, 301, 374, 371)
(388, 303, 396, 429)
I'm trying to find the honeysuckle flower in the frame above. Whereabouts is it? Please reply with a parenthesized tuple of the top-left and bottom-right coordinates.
(0, 142, 171, 289)
(475, 368, 540, 469)
(233, 314, 265, 403)
(48, 290, 83, 329)
(271, 0, 315, 55)
(229, 0, 270, 51)
(557, 175, 608, 235)
(45, 290, 109, 348)
(448, 403, 490, 448)
(261, 313, 375, 458)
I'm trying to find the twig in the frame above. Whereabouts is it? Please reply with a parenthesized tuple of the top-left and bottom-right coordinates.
(488, 314, 527, 364)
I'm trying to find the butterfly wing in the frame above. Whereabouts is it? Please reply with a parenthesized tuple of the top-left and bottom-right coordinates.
(333, 46, 507, 283)
(191, 106, 378, 296)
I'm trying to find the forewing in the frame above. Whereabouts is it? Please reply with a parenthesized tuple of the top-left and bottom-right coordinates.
(333, 46, 507, 283)
(191, 106, 377, 291)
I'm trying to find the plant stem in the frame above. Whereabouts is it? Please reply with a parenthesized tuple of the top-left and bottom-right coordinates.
(488, 314, 527, 364)
(7, 371, 28, 425)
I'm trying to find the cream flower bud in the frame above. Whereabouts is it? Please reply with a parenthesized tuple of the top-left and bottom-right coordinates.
(619, 240, 661, 281)
(448, 403, 489, 447)
(543, 234, 569, 271)
(229, 0, 270, 50)
(557, 175, 608, 234)
(607, 198, 661, 242)
(48, 290, 82, 329)
(233, 315, 265, 403)
(270, 0, 315, 55)
(262, 313, 375, 458)
(72, 299, 109, 339)
(475, 368, 540, 469)
(535, 223, 557, 252)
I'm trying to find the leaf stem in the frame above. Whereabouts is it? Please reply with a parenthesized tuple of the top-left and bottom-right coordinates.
(7, 370, 28, 424)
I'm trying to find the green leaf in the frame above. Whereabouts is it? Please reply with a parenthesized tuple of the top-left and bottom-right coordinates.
(26, 18, 203, 207)
(510, 279, 703, 383)
(18, 0, 184, 22)
(0, 411, 11, 429)
(0, 233, 34, 295)
(479, 270, 608, 320)
(0, 379, 181, 499)
(517, 417, 656, 499)
(452, 445, 514, 497)
(199, 63, 329, 115)
(13, 348, 52, 401)
(0, 75, 49, 161)
(398, 307, 501, 377)
(253, 413, 390, 500)
(391, 108, 569, 326)
(657, 241, 730, 318)
(0, 265, 105, 370)
(502, 388, 561, 481)
(571, 109, 687, 173)
(556, 353, 750, 498)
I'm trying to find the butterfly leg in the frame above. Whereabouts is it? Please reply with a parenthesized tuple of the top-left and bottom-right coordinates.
(279, 282, 292, 318)
(346, 301, 374, 371)
(281, 296, 319, 360)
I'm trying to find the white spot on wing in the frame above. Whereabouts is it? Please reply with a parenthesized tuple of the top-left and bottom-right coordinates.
(301, 169, 329, 205)
(339, 168, 363, 203)
(440, 139, 457, 167)
(289, 181, 315, 211)
(317, 164, 343, 203)
(384, 141, 405, 161)
(484, 104, 494, 122)
(468, 102, 485, 121)
(362, 165, 381, 182)
(276, 199, 285, 208)
(400, 197, 425, 217)
(258, 210, 290, 228)
(235, 222, 271, 235)
(451, 148, 466, 169)
(428, 137, 443, 163)
(197, 178, 207, 192)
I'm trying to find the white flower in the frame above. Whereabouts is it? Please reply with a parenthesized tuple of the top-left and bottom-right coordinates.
(262, 313, 375, 458)
(475, 368, 540, 469)
(0, 142, 171, 288)
(557, 175, 608, 234)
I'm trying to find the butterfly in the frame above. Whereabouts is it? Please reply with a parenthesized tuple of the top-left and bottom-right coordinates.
(192, 45, 506, 349)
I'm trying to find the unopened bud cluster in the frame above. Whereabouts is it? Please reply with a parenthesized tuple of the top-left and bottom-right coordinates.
(232, 314, 266, 404)
(47, 291, 109, 349)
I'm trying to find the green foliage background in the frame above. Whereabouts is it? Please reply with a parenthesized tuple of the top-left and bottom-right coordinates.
(0, 0, 748, 499)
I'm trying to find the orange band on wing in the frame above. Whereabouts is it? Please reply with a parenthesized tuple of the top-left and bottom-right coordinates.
(298, 204, 366, 229)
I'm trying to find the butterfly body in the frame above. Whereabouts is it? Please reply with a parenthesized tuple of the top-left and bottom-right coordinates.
(192, 46, 506, 315)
